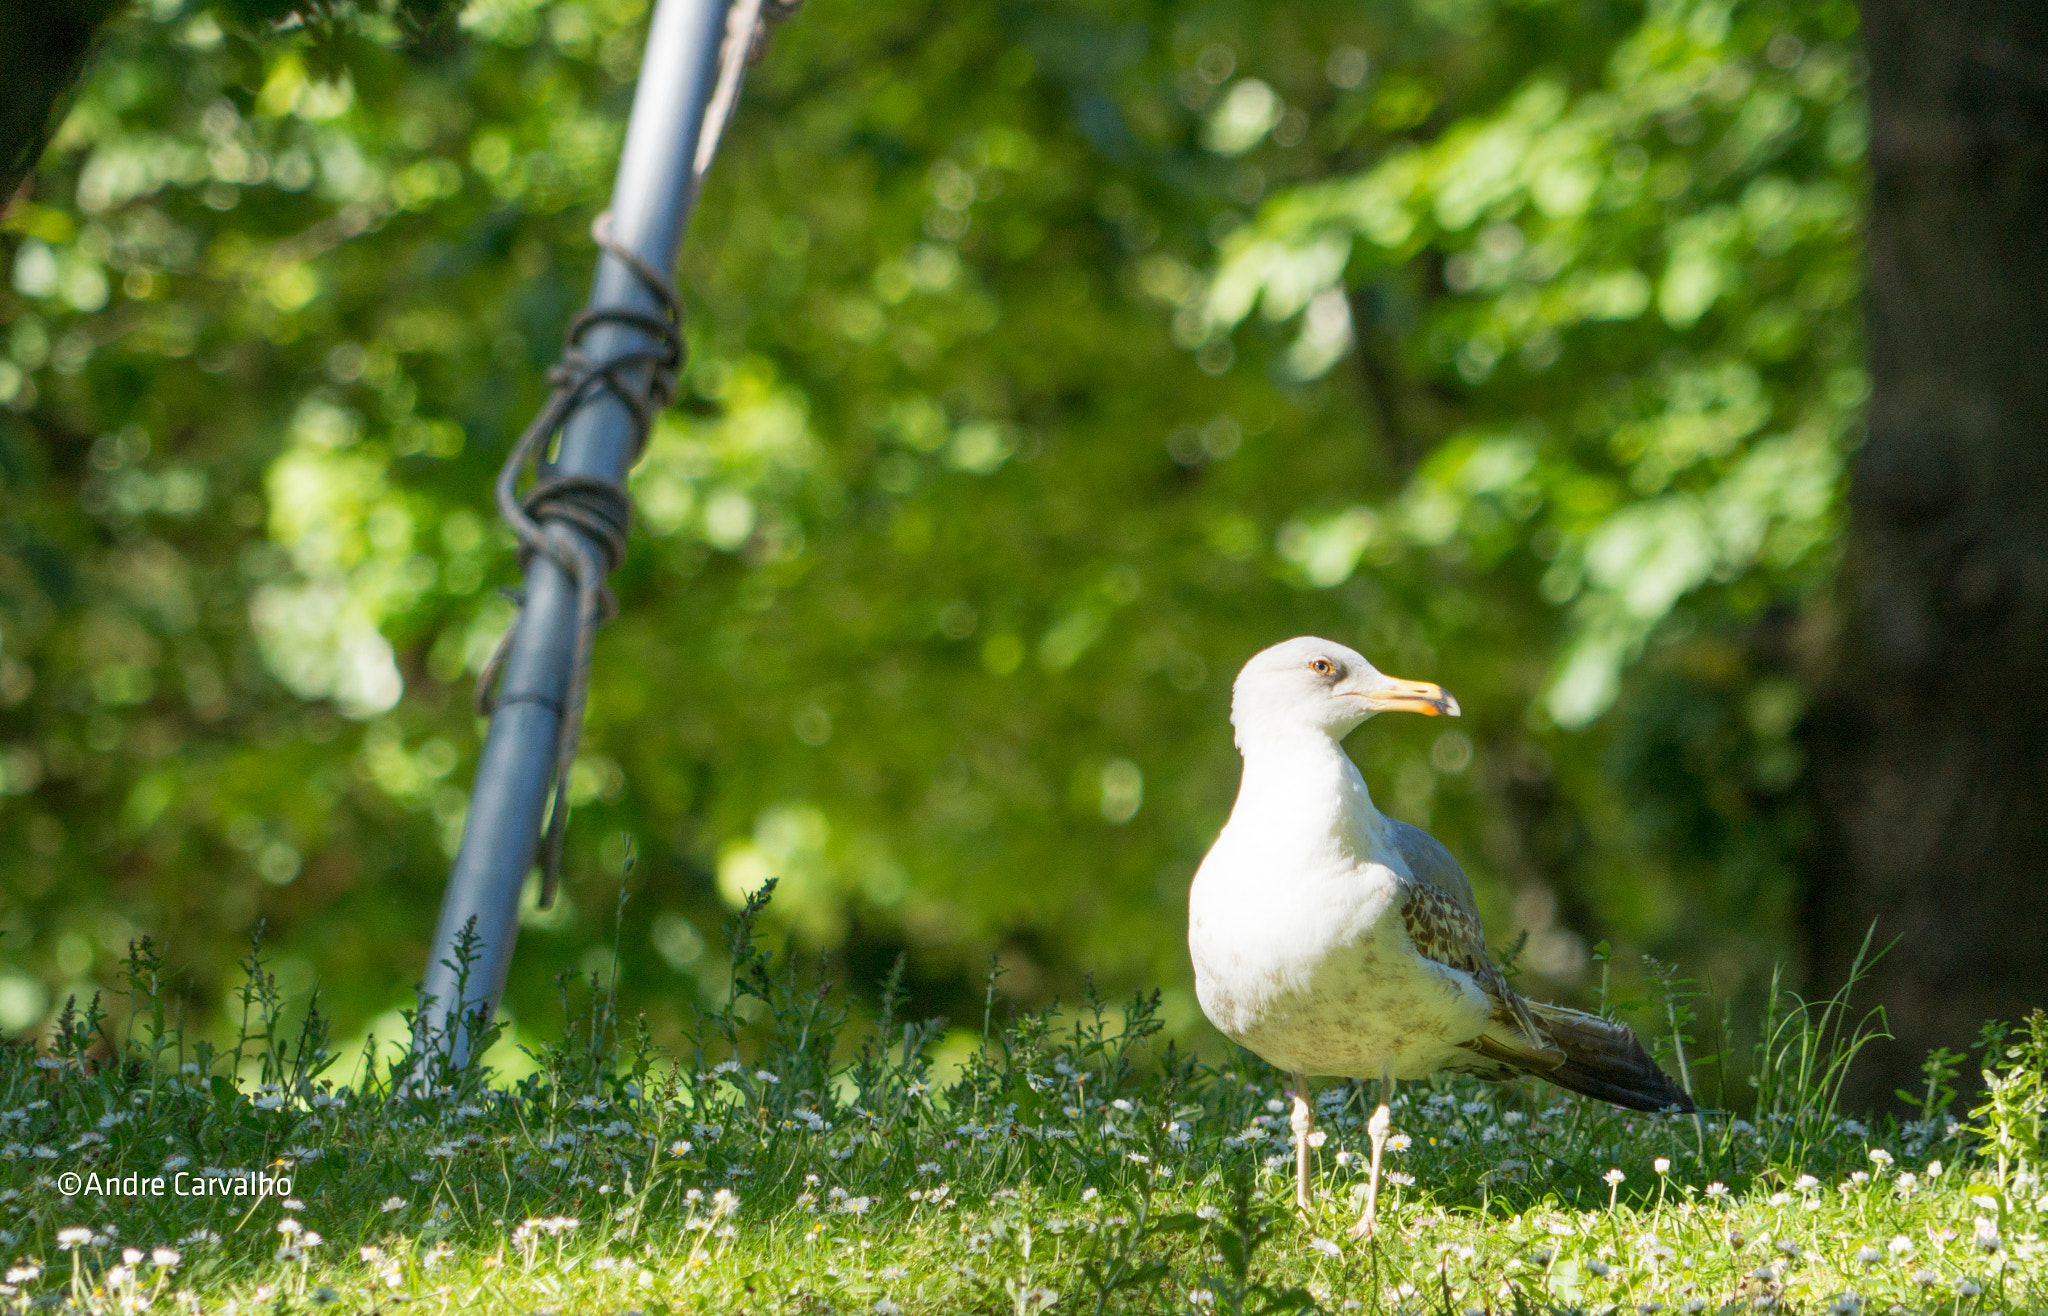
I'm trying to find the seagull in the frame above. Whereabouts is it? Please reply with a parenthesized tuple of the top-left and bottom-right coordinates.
(1188, 637, 1695, 1239)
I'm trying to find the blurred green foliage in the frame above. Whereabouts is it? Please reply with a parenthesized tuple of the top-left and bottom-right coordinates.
(0, 0, 1862, 1066)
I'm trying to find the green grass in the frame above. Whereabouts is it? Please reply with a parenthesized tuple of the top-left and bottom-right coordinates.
(3, 889, 2043, 1315)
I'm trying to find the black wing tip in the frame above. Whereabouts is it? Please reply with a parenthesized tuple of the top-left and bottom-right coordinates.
(1543, 1052, 1698, 1114)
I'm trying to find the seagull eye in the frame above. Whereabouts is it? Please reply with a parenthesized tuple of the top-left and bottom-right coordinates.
(1310, 658, 1334, 677)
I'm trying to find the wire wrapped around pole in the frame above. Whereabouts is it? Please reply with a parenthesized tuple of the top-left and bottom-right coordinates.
(474, 215, 681, 908)
(467, 0, 800, 912)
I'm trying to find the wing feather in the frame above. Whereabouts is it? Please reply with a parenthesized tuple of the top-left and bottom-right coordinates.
(1383, 822, 1694, 1111)
(1385, 822, 1554, 1055)
(1396, 879, 1548, 1047)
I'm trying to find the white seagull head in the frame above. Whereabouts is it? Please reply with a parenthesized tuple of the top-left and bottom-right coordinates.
(1230, 636, 1460, 750)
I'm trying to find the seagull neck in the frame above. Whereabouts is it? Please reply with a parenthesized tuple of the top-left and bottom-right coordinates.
(1232, 730, 1385, 837)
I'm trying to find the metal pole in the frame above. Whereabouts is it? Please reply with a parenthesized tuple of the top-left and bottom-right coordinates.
(415, 0, 736, 1068)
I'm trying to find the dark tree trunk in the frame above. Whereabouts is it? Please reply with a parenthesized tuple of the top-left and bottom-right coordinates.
(1804, 0, 2048, 1110)
(0, 1, 128, 207)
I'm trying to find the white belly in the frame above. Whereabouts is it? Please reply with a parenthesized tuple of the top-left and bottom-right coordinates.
(1188, 849, 1490, 1080)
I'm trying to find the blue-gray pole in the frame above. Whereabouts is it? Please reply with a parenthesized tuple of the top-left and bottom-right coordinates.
(416, 0, 738, 1068)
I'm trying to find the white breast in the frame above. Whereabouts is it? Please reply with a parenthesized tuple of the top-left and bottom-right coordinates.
(1188, 777, 1492, 1080)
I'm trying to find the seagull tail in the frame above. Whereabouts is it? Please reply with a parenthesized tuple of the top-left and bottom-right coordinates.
(1522, 1000, 1697, 1114)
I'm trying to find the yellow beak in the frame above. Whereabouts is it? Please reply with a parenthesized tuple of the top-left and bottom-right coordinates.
(1356, 676, 1461, 718)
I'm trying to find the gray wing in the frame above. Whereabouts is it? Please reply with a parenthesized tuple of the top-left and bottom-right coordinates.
(1384, 819, 1551, 1051)
(1384, 819, 1484, 924)
(1386, 824, 1683, 1104)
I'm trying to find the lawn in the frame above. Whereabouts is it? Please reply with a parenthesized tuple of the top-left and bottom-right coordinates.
(3, 893, 2042, 1315)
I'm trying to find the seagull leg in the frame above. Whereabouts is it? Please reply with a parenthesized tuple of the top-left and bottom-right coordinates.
(1288, 1072, 1314, 1215)
(1347, 1063, 1396, 1241)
